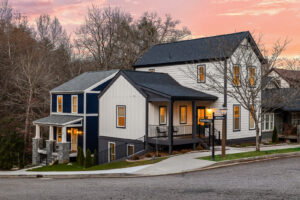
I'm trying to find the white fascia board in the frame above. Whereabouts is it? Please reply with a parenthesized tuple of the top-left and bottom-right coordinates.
(84, 71, 118, 92)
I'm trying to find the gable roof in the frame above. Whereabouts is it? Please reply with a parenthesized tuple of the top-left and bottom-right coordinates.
(271, 68, 300, 86)
(134, 31, 264, 68)
(51, 70, 119, 93)
(119, 70, 218, 100)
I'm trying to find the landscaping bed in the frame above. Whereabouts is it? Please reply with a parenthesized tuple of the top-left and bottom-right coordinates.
(199, 147, 300, 161)
(29, 157, 167, 172)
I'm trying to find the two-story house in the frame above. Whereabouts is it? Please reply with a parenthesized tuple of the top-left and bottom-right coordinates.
(98, 31, 265, 164)
(262, 68, 300, 141)
(32, 70, 118, 165)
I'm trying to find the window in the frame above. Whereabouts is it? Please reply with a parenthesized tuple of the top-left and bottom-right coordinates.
(179, 106, 187, 124)
(249, 67, 256, 86)
(233, 105, 241, 131)
(116, 105, 126, 128)
(197, 65, 206, 83)
(148, 69, 155, 72)
(57, 95, 63, 113)
(159, 106, 167, 125)
(233, 66, 240, 86)
(57, 127, 62, 143)
(262, 113, 274, 132)
(291, 112, 300, 126)
(249, 106, 255, 130)
(108, 142, 116, 162)
(72, 95, 78, 113)
(127, 144, 134, 156)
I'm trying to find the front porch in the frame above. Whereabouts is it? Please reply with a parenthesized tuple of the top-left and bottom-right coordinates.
(146, 96, 220, 154)
(32, 115, 83, 165)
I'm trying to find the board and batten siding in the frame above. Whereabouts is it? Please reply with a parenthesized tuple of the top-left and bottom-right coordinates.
(99, 75, 146, 140)
(136, 40, 261, 140)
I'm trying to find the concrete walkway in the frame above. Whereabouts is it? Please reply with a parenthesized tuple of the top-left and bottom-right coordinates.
(0, 144, 299, 177)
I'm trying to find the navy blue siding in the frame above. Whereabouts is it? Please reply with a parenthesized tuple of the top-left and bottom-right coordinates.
(86, 116, 98, 152)
(78, 94, 84, 114)
(86, 93, 98, 114)
(63, 94, 71, 113)
(92, 79, 112, 91)
(51, 93, 84, 114)
(52, 94, 57, 112)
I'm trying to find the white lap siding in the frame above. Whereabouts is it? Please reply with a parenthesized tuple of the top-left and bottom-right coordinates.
(99, 75, 146, 140)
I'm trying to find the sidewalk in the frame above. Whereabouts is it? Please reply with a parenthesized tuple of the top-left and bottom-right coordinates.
(0, 144, 299, 178)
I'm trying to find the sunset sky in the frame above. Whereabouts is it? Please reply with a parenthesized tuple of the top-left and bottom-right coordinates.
(11, 0, 300, 57)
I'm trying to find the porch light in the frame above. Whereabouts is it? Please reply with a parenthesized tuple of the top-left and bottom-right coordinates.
(67, 129, 72, 134)
(206, 108, 213, 119)
(220, 107, 228, 116)
(78, 130, 83, 135)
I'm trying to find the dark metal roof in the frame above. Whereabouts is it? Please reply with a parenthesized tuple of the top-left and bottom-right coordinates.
(51, 70, 119, 92)
(33, 115, 83, 126)
(122, 70, 218, 100)
(134, 31, 262, 67)
(262, 88, 300, 112)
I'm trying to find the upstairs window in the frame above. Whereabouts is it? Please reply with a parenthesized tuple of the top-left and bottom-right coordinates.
(233, 105, 241, 131)
(72, 95, 78, 113)
(57, 95, 63, 113)
(159, 106, 167, 125)
(233, 66, 240, 86)
(249, 67, 256, 86)
(197, 65, 206, 83)
(180, 106, 187, 124)
(116, 105, 126, 128)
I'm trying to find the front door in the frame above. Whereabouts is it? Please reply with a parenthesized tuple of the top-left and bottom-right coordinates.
(197, 107, 206, 137)
(70, 128, 78, 152)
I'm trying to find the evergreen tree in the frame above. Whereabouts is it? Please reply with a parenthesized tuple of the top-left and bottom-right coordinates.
(77, 147, 84, 166)
(272, 126, 279, 143)
(85, 149, 92, 168)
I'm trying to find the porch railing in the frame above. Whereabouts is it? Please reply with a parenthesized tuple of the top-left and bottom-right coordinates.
(148, 125, 192, 138)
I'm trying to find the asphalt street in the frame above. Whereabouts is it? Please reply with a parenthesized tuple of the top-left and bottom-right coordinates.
(1, 157, 300, 200)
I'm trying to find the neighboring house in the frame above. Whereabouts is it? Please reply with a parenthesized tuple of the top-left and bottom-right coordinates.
(32, 70, 118, 165)
(262, 68, 300, 141)
(98, 31, 265, 164)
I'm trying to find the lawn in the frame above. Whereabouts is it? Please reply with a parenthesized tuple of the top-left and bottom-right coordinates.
(199, 147, 300, 162)
(29, 157, 167, 172)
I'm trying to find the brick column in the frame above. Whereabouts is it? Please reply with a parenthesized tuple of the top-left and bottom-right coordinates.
(32, 138, 43, 165)
(58, 142, 70, 164)
(46, 140, 55, 165)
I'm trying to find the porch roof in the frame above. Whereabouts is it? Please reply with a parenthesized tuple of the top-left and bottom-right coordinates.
(33, 115, 83, 126)
(122, 70, 218, 101)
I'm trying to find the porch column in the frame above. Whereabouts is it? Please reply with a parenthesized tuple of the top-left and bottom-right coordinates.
(168, 100, 174, 155)
(49, 126, 54, 141)
(192, 101, 197, 150)
(35, 124, 40, 139)
(58, 126, 70, 164)
(62, 126, 67, 143)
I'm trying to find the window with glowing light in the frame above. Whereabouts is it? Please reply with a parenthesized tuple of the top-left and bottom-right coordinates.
(197, 65, 206, 83)
(233, 66, 240, 86)
(180, 106, 187, 124)
(57, 95, 63, 113)
(72, 95, 78, 113)
(159, 106, 167, 125)
(117, 105, 126, 128)
(233, 105, 241, 131)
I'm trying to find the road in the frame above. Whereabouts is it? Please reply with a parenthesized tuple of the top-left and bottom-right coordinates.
(1, 157, 300, 200)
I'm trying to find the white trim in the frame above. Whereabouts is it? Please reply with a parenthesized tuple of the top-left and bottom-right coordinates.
(50, 91, 85, 94)
(50, 112, 98, 116)
(262, 113, 274, 132)
(85, 72, 118, 92)
(83, 92, 87, 156)
(116, 105, 126, 128)
(108, 142, 116, 163)
(71, 95, 78, 114)
(35, 125, 40, 139)
(86, 91, 100, 94)
(33, 119, 82, 127)
(50, 92, 52, 114)
(57, 95, 63, 113)
(127, 144, 135, 156)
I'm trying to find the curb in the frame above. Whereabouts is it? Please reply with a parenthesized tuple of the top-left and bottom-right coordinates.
(1, 151, 300, 179)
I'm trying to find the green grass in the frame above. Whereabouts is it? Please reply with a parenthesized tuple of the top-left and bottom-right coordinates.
(199, 147, 300, 162)
(29, 157, 167, 172)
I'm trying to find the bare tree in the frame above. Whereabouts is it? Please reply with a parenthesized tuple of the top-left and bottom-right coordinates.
(185, 33, 296, 151)
(75, 5, 190, 69)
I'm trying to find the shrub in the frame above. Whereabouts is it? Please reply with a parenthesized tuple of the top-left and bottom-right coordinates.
(77, 147, 84, 166)
(85, 149, 93, 168)
(272, 126, 279, 143)
(145, 153, 152, 158)
(132, 154, 139, 160)
(93, 149, 98, 166)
